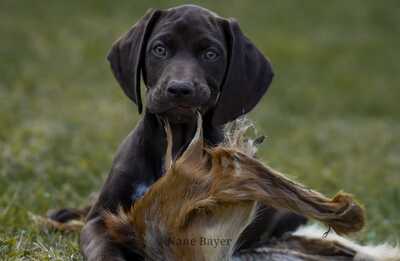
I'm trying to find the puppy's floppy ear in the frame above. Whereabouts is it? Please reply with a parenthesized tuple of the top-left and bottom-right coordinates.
(107, 9, 161, 114)
(212, 19, 274, 125)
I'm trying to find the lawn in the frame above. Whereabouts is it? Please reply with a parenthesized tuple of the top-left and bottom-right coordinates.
(0, 0, 399, 259)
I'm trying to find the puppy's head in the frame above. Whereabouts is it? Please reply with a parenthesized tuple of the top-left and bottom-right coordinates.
(107, 5, 274, 124)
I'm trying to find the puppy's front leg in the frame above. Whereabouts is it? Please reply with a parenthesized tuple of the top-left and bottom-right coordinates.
(80, 217, 128, 261)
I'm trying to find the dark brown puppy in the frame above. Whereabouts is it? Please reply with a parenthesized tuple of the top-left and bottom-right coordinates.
(52, 5, 305, 260)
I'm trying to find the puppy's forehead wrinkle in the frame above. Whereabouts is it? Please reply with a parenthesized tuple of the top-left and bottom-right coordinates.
(168, 4, 220, 17)
(166, 4, 221, 21)
(154, 6, 224, 37)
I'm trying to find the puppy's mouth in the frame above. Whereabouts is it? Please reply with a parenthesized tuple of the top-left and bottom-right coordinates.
(162, 105, 200, 123)
(176, 105, 196, 111)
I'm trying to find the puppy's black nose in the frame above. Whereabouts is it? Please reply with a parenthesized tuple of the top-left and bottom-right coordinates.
(166, 80, 194, 98)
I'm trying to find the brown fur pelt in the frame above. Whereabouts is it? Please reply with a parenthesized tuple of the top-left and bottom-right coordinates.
(102, 114, 371, 261)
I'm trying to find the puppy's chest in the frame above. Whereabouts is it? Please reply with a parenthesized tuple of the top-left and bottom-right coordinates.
(130, 183, 150, 201)
(130, 161, 166, 201)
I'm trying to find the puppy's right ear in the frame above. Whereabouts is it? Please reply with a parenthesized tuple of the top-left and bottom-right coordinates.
(211, 18, 274, 125)
(107, 9, 161, 114)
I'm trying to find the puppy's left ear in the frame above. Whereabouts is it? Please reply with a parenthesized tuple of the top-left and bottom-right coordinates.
(212, 19, 274, 125)
(107, 9, 162, 114)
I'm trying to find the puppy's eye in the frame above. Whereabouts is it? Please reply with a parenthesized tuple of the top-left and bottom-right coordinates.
(152, 43, 167, 58)
(203, 49, 219, 61)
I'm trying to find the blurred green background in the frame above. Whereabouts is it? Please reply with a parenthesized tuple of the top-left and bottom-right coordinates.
(1, 0, 399, 259)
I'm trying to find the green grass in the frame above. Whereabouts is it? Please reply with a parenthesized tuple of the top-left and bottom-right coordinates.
(1, 0, 399, 259)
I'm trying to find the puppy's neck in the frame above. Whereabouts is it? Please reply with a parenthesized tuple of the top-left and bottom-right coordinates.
(169, 121, 197, 158)
(143, 110, 224, 159)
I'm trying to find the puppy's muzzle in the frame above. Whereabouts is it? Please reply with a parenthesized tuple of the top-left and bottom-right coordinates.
(166, 80, 195, 100)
